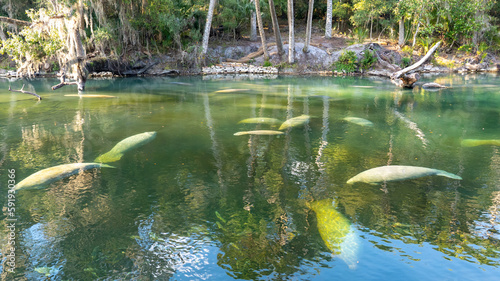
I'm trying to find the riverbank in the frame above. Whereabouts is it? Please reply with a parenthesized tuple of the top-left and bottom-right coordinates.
(1, 31, 499, 80)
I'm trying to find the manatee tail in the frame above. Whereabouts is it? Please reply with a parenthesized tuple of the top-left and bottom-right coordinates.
(435, 170, 462, 180)
(95, 152, 123, 163)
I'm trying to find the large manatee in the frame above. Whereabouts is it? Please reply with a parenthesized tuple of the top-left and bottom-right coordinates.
(346, 165, 462, 184)
(461, 139, 500, 147)
(279, 115, 310, 130)
(343, 117, 373, 127)
(234, 130, 284, 136)
(15, 163, 114, 190)
(238, 117, 282, 125)
(95, 131, 157, 163)
(310, 199, 360, 269)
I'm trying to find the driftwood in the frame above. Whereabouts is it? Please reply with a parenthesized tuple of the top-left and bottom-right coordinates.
(226, 41, 289, 63)
(9, 85, 42, 101)
(391, 41, 441, 88)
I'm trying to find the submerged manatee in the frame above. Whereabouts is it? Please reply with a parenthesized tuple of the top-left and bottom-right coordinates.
(461, 139, 500, 147)
(310, 199, 360, 269)
(95, 131, 157, 163)
(15, 163, 114, 190)
(346, 165, 462, 184)
(238, 117, 282, 125)
(234, 130, 284, 136)
(343, 117, 373, 127)
(279, 115, 310, 130)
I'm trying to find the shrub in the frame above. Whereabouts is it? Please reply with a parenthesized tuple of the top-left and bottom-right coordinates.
(401, 57, 412, 68)
(359, 50, 377, 70)
(335, 50, 357, 73)
(263, 60, 272, 67)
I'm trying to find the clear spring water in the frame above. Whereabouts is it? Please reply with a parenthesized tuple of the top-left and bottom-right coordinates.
(0, 74, 499, 280)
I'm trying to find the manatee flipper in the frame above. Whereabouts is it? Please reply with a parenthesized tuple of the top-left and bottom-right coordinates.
(434, 170, 462, 180)
(95, 152, 124, 163)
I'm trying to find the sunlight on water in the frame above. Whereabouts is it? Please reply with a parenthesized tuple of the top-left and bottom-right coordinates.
(0, 74, 499, 280)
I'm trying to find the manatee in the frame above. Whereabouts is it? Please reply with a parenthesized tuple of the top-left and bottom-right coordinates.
(343, 117, 373, 127)
(95, 131, 157, 163)
(234, 130, 285, 136)
(215, 89, 250, 93)
(461, 139, 500, 147)
(238, 117, 282, 125)
(64, 94, 117, 98)
(346, 165, 462, 184)
(310, 199, 360, 269)
(15, 163, 114, 190)
(279, 115, 310, 130)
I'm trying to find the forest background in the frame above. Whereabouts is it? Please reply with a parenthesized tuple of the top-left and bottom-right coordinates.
(0, 0, 499, 79)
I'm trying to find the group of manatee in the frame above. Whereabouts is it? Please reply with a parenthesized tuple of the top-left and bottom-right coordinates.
(13, 107, 499, 270)
(15, 131, 157, 190)
(233, 113, 485, 185)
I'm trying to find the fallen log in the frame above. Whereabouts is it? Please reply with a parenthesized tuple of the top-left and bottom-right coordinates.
(391, 41, 441, 88)
(9, 85, 42, 101)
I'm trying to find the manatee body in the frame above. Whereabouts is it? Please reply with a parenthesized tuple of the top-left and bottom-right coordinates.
(343, 117, 373, 127)
(234, 130, 284, 136)
(279, 115, 310, 130)
(64, 94, 117, 98)
(238, 117, 282, 125)
(215, 88, 249, 93)
(461, 139, 500, 147)
(346, 165, 462, 184)
(95, 131, 157, 163)
(15, 163, 114, 190)
(310, 199, 360, 269)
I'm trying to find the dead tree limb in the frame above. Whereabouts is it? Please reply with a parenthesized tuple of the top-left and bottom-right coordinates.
(390, 41, 441, 88)
(9, 85, 42, 101)
(0, 16, 31, 27)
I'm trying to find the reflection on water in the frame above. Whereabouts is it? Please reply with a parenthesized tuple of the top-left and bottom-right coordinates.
(1, 74, 500, 280)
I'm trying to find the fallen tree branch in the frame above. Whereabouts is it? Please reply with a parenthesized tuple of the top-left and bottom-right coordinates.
(9, 85, 42, 101)
(391, 41, 441, 80)
(226, 41, 289, 63)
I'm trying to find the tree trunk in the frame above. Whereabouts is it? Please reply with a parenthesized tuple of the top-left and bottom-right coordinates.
(370, 15, 373, 41)
(412, 21, 420, 47)
(254, 0, 269, 59)
(250, 0, 257, 41)
(325, 0, 332, 39)
(287, 0, 295, 63)
(398, 17, 405, 47)
(303, 0, 314, 53)
(201, 0, 217, 56)
(268, 0, 284, 57)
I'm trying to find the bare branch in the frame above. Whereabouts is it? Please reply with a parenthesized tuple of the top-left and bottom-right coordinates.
(0, 16, 31, 27)
(9, 85, 42, 101)
(391, 41, 441, 79)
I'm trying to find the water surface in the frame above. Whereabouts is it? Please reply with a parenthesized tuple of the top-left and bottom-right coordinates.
(0, 74, 499, 280)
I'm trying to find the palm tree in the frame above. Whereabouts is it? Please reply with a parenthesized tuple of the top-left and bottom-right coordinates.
(250, 0, 257, 41)
(268, 0, 284, 57)
(303, 0, 314, 53)
(287, 0, 295, 63)
(325, 0, 332, 38)
(254, 0, 269, 59)
(201, 0, 217, 57)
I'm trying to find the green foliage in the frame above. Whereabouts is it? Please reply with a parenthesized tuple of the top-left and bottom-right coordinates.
(263, 59, 272, 67)
(477, 42, 489, 62)
(359, 50, 377, 70)
(401, 57, 412, 68)
(457, 44, 474, 55)
(335, 50, 358, 73)
(354, 27, 367, 43)
(0, 8, 64, 68)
